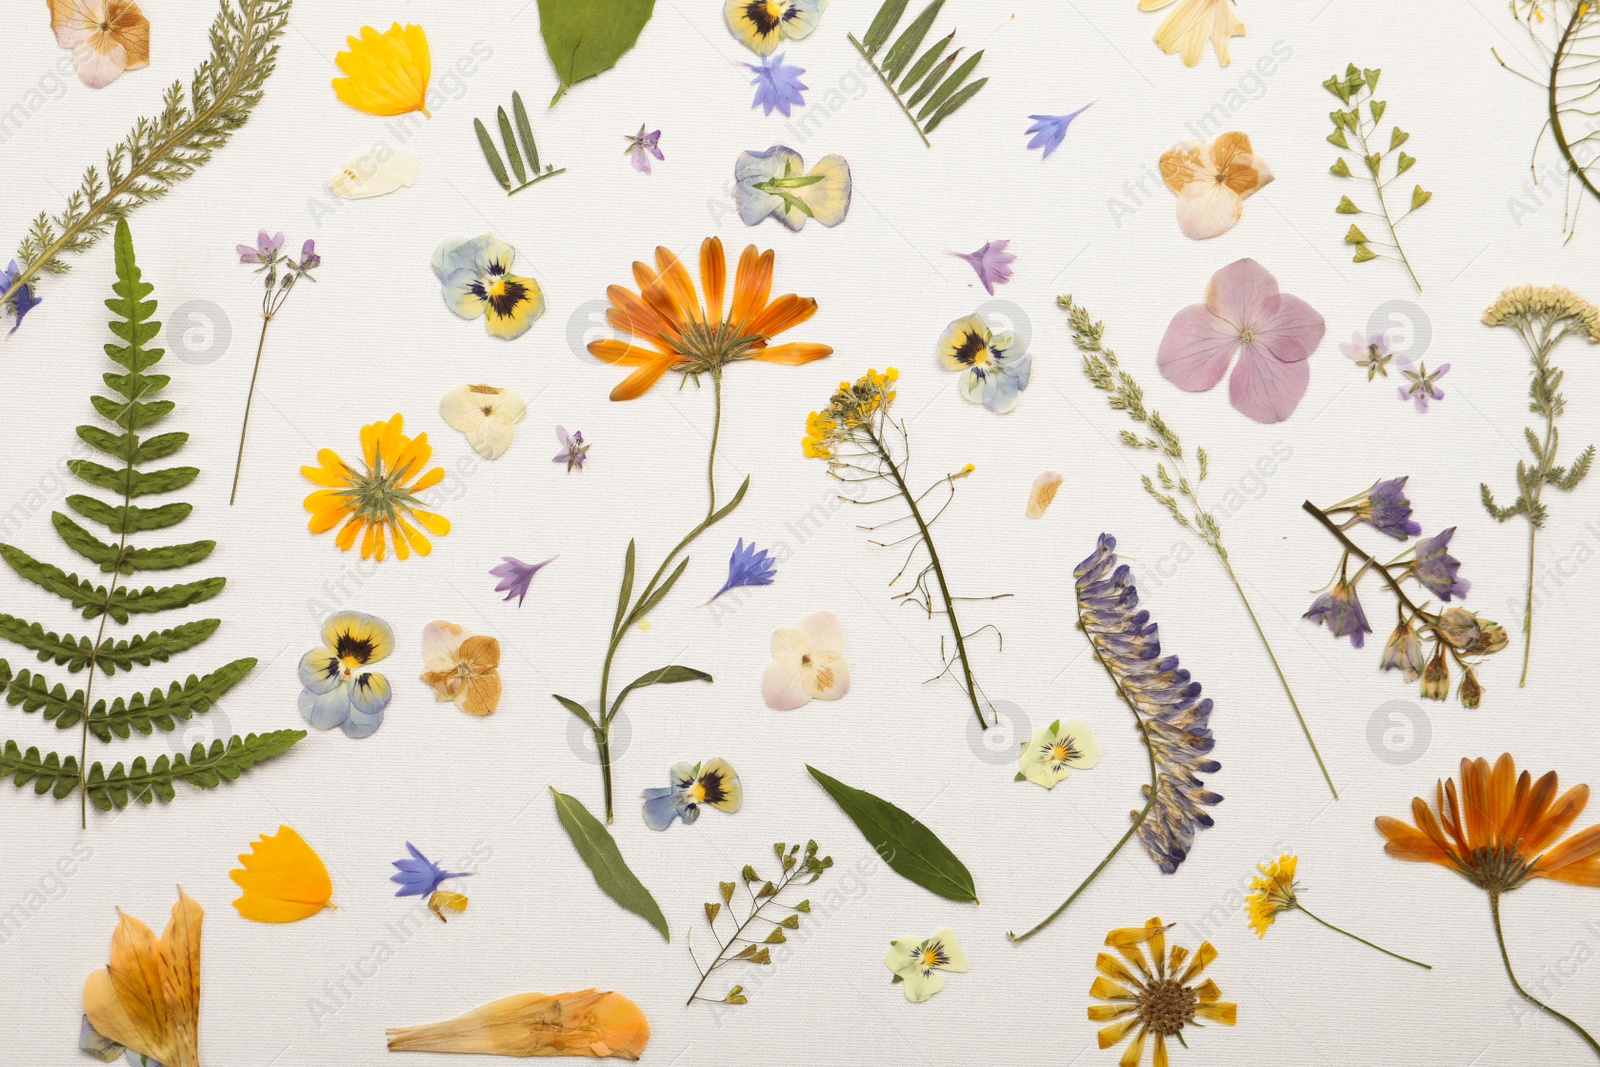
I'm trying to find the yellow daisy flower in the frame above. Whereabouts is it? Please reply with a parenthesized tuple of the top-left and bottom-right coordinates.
(1088, 917, 1235, 1066)
(1245, 853, 1297, 936)
(333, 23, 432, 117)
(302, 414, 451, 562)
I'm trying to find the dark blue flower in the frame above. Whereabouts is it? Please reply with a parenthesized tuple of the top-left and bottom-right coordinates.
(1025, 103, 1094, 159)
(1355, 476, 1421, 540)
(390, 842, 471, 897)
(1, 260, 41, 336)
(1305, 579, 1372, 648)
(1413, 527, 1470, 601)
(490, 554, 555, 607)
(745, 52, 808, 116)
(707, 538, 777, 603)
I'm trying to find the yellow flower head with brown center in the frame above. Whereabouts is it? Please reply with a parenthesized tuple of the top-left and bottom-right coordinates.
(302, 413, 451, 562)
(1089, 917, 1236, 1066)
(1245, 853, 1298, 937)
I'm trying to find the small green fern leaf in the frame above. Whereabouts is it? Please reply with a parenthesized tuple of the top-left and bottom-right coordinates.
(0, 741, 82, 799)
(88, 658, 256, 741)
(83, 730, 306, 810)
(0, 661, 86, 728)
(849, 0, 986, 146)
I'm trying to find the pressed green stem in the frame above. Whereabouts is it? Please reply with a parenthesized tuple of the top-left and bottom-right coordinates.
(687, 864, 799, 1004)
(229, 314, 272, 506)
(1551, 8, 1600, 210)
(1294, 903, 1430, 969)
(1009, 615, 1160, 944)
(1350, 104, 1421, 291)
(507, 168, 567, 196)
(1490, 890, 1600, 1058)
(866, 427, 985, 730)
(846, 34, 931, 148)
(1522, 519, 1536, 686)
(1219, 551, 1338, 800)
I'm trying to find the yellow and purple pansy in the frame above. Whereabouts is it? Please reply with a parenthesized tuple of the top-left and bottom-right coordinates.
(298, 611, 395, 738)
(725, 0, 827, 55)
(734, 146, 850, 231)
(641, 758, 743, 830)
(430, 234, 545, 340)
(937, 312, 1032, 413)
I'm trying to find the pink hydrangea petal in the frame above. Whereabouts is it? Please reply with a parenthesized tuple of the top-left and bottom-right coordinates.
(1205, 257, 1279, 329)
(1157, 303, 1239, 392)
(1248, 292, 1325, 364)
(1229, 345, 1311, 423)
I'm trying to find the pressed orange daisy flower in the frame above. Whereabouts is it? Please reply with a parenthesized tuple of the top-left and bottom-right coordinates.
(586, 236, 833, 401)
(302, 414, 450, 562)
(1088, 917, 1235, 1066)
(1377, 753, 1600, 1056)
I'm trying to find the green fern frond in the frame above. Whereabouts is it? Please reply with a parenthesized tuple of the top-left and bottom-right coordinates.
(848, 0, 987, 146)
(2, 0, 293, 327)
(0, 220, 302, 824)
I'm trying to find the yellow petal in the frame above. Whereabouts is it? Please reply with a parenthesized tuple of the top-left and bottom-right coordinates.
(333, 23, 433, 117)
(84, 888, 202, 1067)
(387, 989, 650, 1057)
(230, 826, 335, 923)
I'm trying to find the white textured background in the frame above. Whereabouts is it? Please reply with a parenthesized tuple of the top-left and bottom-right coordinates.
(3, 1, 1600, 1064)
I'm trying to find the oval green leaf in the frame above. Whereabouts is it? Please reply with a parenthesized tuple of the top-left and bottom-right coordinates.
(550, 787, 670, 940)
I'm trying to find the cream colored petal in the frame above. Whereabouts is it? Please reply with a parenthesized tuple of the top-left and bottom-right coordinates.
(1174, 180, 1245, 239)
(420, 620, 467, 664)
(801, 649, 850, 702)
(769, 626, 808, 662)
(1026, 471, 1063, 518)
(762, 657, 812, 710)
(330, 150, 420, 199)
(467, 416, 517, 460)
(794, 609, 845, 654)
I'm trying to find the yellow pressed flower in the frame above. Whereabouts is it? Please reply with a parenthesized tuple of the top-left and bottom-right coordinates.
(83, 888, 202, 1067)
(799, 367, 898, 459)
(428, 890, 469, 922)
(387, 989, 650, 1057)
(1139, 0, 1245, 68)
(301, 413, 451, 562)
(1482, 283, 1600, 341)
(230, 825, 336, 923)
(1088, 917, 1235, 1066)
(333, 23, 432, 117)
(1244, 853, 1297, 936)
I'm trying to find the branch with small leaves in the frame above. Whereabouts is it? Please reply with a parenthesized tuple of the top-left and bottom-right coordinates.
(848, 0, 988, 147)
(687, 841, 832, 1006)
(474, 92, 566, 195)
(1325, 65, 1430, 290)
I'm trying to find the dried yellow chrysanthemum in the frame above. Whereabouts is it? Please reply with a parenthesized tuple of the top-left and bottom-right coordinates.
(1482, 284, 1600, 341)
(387, 989, 650, 1059)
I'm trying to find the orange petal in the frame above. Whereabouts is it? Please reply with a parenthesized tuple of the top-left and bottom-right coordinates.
(308, 503, 355, 534)
(700, 237, 726, 323)
(1527, 783, 1590, 855)
(749, 341, 833, 365)
(457, 669, 502, 716)
(1538, 823, 1600, 873)
(335, 515, 365, 551)
(729, 245, 773, 327)
(610, 357, 677, 401)
(607, 285, 681, 344)
(655, 246, 701, 322)
(589, 338, 666, 366)
(1375, 815, 1452, 866)
(748, 294, 819, 339)
(459, 635, 501, 672)
(409, 466, 446, 493)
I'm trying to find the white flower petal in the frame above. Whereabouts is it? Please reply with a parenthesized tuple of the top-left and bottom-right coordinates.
(762, 657, 812, 710)
(802, 649, 850, 702)
(794, 610, 845, 654)
(1174, 180, 1245, 239)
(329, 150, 420, 199)
(420, 620, 467, 665)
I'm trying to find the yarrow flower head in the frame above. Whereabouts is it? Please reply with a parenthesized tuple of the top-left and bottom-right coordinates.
(1305, 578, 1372, 648)
(937, 312, 1032, 413)
(707, 538, 777, 603)
(1088, 917, 1236, 1065)
(952, 240, 1015, 295)
(745, 52, 807, 116)
(641, 758, 743, 830)
(1412, 527, 1469, 601)
(1396, 357, 1449, 412)
(391, 842, 472, 897)
(1025, 103, 1094, 158)
(489, 555, 555, 608)
(626, 125, 663, 173)
(1340, 329, 1395, 379)
(1483, 284, 1600, 340)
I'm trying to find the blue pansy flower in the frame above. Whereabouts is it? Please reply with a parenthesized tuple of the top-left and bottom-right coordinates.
(297, 611, 394, 738)
(641, 758, 743, 831)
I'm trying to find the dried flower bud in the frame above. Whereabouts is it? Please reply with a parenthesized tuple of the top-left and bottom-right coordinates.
(1459, 666, 1483, 709)
(1437, 607, 1480, 650)
(1421, 644, 1450, 701)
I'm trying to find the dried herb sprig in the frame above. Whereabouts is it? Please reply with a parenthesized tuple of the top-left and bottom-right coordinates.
(687, 840, 832, 1006)
(1480, 284, 1600, 684)
(1325, 64, 1431, 290)
(848, 0, 988, 147)
(802, 368, 1010, 730)
(474, 92, 566, 195)
(1, 0, 293, 331)
(1062, 295, 1336, 798)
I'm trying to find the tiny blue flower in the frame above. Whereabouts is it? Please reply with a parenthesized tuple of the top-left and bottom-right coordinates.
(390, 842, 472, 897)
(745, 52, 808, 116)
(1024, 102, 1094, 159)
(706, 538, 777, 604)
(2, 260, 41, 337)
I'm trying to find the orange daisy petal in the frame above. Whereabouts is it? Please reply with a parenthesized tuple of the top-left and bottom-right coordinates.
(654, 246, 701, 322)
(729, 245, 774, 327)
(610, 357, 677, 401)
(749, 341, 834, 365)
(700, 237, 726, 323)
(747, 294, 819, 339)
(588, 339, 666, 366)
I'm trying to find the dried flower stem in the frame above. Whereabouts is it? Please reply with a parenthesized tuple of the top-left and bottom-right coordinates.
(230, 316, 272, 506)
(1490, 889, 1600, 1057)
(1293, 903, 1430, 969)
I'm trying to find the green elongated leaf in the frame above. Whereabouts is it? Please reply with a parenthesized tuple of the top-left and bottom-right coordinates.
(708, 476, 752, 527)
(1410, 185, 1431, 211)
(497, 107, 527, 185)
(124, 540, 218, 572)
(66, 459, 198, 498)
(862, 0, 911, 54)
(630, 557, 689, 624)
(90, 394, 173, 431)
(882, 0, 944, 81)
(88, 657, 255, 741)
(899, 31, 952, 93)
(539, 0, 656, 105)
(68, 494, 192, 534)
(553, 693, 596, 728)
(916, 50, 982, 121)
(102, 370, 170, 400)
(614, 539, 636, 636)
(0, 661, 86, 728)
(83, 729, 305, 810)
(112, 576, 226, 620)
(0, 544, 107, 616)
(922, 76, 988, 133)
(906, 48, 960, 109)
(52, 513, 120, 571)
(96, 619, 220, 675)
(474, 118, 512, 191)
(513, 92, 541, 173)
(550, 787, 670, 940)
(0, 741, 81, 798)
(0, 614, 94, 671)
(611, 665, 712, 716)
(806, 765, 978, 903)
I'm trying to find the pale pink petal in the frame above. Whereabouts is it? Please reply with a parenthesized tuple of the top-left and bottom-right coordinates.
(1174, 182, 1243, 239)
(762, 658, 811, 710)
(420, 620, 466, 664)
(1157, 303, 1239, 391)
(1247, 292, 1325, 364)
(74, 42, 127, 89)
(1229, 346, 1311, 423)
(770, 626, 808, 660)
(1205, 257, 1279, 330)
(794, 610, 845, 654)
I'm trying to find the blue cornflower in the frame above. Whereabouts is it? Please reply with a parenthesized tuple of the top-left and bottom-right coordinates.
(2, 260, 41, 337)
(745, 52, 808, 116)
(1413, 527, 1470, 601)
(1024, 102, 1094, 159)
(390, 842, 472, 897)
(706, 538, 777, 603)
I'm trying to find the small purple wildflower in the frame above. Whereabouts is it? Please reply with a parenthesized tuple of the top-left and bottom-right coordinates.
(298, 238, 321, 270)
(1305, 579, 1372, 648)
(953, 240, 1015, 296)
(1413, 527, 1470, 601)
(390, 842, 473, 897)
(1379, 620, 1424, 680)
(554, 425, 590, 471)
(626, 125, 664, 173)
(746, 52, 807, 117)
(1339, 329, 1394, 380)
(1, 260, 41, 337)
(1354, 476, 1421, 540)
(1397, 358, 1449, 412)
(237, 229, 285, 264)
(707, 538, 777, 604)
(490, 554, 556, 607)
(1025, 103, 1094, 159)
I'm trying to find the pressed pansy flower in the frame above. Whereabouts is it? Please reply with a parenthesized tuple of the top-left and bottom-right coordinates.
(48, 0, 149, 89)
(953, 240, 1015, 295)
(302, 413, 450, 561)
(1305, 578, 1371, 648)
(1244, 853, 1430, 966)
(1025, 104, 1094, 158)
(554, 425, 589, 471)
(1159, 132, 1274, 239)
(746, 52, 807, 116)
(333, 23, 432, 117)
(298, 611, 395, 738)
(734, 146, 851, 230)
(726, 0, 826, 54)
(626, 125, 663, 173)
(1412, 527, 1469, 601)
(885, 929, 969, 1003)
(440, 383, 527, 460)
(1397, 357, 1449, 411)
(391, 842, 472, 897)
(1340, 329, 1395, 379)
(1157, 258, 1326, 423)
(1, 260, 41, 336)
(431, 234, 545, 340)
(708, 538, 777, 604)
(587, 236, 832, 401)
(419, 620, 503, 717)
(641, 758, 743, 830)
(490, 554, 555, 607)
(1018, 719, 1101, 789)
(762, 610, 850, 710)
(1140, 0, 1245, 67)
(937, 312, 1032, 413)
(1088, 917, 1236, 1065)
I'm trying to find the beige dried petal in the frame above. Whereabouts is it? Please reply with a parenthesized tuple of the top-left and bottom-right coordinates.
(1026, 471, 1063, 518)
(386, 989, 650, 1059)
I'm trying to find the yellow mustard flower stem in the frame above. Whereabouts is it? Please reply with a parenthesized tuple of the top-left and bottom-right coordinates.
(230, 313, 273, 506)
(1293, 904, 1430, 969)
(1490, 890, 1600, 1058)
